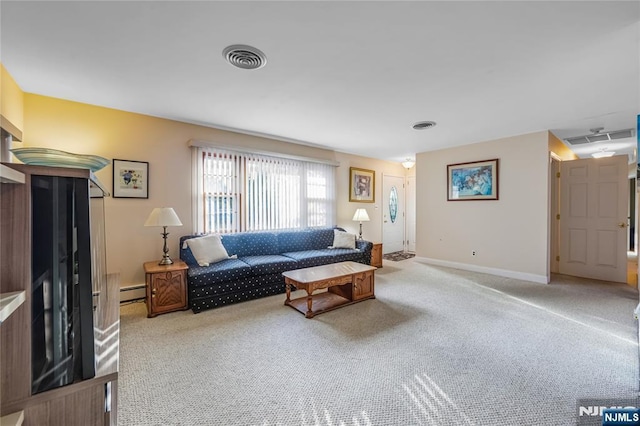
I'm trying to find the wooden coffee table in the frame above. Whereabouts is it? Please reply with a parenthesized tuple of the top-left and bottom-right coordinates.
(282, 261, 376, 318)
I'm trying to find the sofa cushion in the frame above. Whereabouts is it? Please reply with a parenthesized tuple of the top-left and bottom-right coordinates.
(330, 229, 357, 249)
(239, 255, 298, 275)
(276, 230, 314, 253)
(180, 235, 204, 266)
(221, 232, 280, 257)
(185, 234, 230, 266)
(187, 258, 252, 288)
(312, 227, 340, 249)
(315, 248, 364, 263)
(282, 250, 333, 268)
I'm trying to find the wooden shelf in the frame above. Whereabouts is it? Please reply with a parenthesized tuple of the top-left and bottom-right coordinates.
(0, 291, 26, 323)
(286, 291, 351, 317)
(0, 164, 25, 184)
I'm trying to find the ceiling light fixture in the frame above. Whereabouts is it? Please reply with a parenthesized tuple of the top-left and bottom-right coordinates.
(401, 158, 415, 169)
(223, 44, 267, 70)
(591, 148, 615, 159)
(412, 121, 437, 130)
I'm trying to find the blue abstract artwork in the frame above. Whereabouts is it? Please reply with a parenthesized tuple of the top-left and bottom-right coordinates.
(448, 159, 499, 201)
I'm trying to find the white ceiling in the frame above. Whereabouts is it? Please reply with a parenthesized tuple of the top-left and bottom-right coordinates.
(1, 1, 638, 163)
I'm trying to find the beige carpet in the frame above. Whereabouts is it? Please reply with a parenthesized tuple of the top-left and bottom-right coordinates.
(118, 260, 639, 426)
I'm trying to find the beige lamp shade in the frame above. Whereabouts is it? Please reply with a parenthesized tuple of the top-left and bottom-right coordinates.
(352, 208, 370, 240)
(352, 208, 370, 222)
(144, 207, 183, 227)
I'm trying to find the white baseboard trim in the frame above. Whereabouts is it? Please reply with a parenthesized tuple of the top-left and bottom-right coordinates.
(414, 257, 549, 284)
(119, 284, 146, 302)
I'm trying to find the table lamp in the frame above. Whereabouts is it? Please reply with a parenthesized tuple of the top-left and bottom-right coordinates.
(352, 208, 370, 240)
(144, 207, 183, 265)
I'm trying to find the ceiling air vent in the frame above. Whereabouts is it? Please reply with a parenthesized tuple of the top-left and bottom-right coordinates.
(412, 121, 437, 130)
(586, 133, 609, 143)
(608, 129, 634, 140)
(223, 45, 267, 70)
(564, 128, 635, 145)
(566, 135, 590, 145)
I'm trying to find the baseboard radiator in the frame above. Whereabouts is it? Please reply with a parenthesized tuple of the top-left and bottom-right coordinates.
(119, 284, 145, 302)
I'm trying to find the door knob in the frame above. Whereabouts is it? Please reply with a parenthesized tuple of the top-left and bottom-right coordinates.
(618, 223, 626, 228)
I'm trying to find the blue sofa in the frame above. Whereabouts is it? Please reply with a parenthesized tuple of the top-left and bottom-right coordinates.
(180, 227, 373, 313)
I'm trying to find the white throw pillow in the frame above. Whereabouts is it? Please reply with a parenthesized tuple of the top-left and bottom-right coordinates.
(185, 234, 229, 266)
(330, 229, 356, 249)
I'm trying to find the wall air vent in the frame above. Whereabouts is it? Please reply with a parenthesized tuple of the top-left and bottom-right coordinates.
(564, 128, 635, 145)
(223, 45, 267, 70)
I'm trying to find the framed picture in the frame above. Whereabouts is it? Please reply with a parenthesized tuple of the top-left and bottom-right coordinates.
(349, 167, 375, 202)
(112, 159, 149, 198)
(447, 158, 499, 201)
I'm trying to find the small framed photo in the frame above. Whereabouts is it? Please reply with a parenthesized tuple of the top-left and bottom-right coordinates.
(349, 167, 375, 203)
(447, 158, 499, 201)
(112, 159, 149, 198)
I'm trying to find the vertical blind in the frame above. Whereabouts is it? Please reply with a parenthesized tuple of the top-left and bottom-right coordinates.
(194, 146, 336, 234)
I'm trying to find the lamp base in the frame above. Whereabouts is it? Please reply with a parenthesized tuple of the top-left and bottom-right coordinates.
(158, 226, 173, 265)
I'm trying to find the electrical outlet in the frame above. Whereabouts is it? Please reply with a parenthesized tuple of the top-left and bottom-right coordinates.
(472, 250, 477, 256)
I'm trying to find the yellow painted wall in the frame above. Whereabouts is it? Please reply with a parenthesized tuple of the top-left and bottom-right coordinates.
(548, 131, 578, 160)
(0, 63, 24, 133)
(22, 93, 402, 286)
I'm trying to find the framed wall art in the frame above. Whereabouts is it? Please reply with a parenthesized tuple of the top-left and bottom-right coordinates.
(349, 167, 375, 203)
(112, 159, 149, 198)
(447, 158, 499, 201)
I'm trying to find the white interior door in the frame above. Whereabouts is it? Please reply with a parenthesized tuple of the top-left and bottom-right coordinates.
(382, 175, 405, 253)
(406, 175, 416, 252)
(559, 155, 628, 283)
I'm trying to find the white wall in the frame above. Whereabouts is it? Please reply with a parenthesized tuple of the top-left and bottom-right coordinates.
(415, 131, 550, 283)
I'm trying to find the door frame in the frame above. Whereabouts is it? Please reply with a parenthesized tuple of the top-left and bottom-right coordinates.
(548, 152, 561, 279)
(382, 174, 406, 254)
(406, 175, 416, 252)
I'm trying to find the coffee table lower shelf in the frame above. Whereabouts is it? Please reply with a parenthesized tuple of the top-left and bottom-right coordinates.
(282, 261, 377, 319)
(286, 291, 368, 318)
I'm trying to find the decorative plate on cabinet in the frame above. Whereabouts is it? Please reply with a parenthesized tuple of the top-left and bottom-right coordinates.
(10, 147, 109, 172)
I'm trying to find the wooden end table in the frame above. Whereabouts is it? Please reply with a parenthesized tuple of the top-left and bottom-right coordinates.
(143, 260, 189, 318)
(282, 261, 376, 318)
(371, 243, 383, 268)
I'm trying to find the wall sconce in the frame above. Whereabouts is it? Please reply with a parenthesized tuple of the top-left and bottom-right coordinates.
(401, 158, 415, 169)
(144, 207, 183, 265)
(352, 208, 370, 240)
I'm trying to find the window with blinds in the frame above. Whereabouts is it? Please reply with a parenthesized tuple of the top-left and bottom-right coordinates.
(196, 147, 336, 234)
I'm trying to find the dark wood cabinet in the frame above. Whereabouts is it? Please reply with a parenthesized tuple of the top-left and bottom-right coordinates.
(144, 260, 188, 317)
(0, 164, 119, 425)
